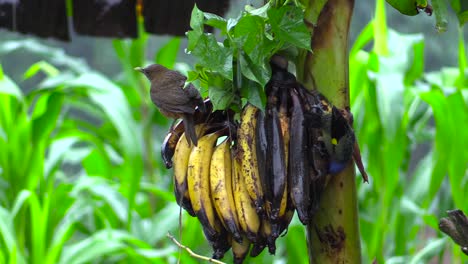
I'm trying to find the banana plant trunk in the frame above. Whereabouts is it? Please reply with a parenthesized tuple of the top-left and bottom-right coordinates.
(297, 0, 361, 263)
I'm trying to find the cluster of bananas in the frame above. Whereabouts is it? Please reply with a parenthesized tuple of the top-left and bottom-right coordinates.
(161, 59, 367, 263)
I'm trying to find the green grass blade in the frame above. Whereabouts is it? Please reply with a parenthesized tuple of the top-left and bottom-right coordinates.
(409, 238, 447, 264)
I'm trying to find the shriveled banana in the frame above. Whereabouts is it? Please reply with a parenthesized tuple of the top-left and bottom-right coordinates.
(289, 88, 311, 224)
(277, 89, 290, 223)
(265, 105, 287, 222)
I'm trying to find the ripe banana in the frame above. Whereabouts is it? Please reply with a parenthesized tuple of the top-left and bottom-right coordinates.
(232, 153, 261, 242)
(289, 88, 311, 225)
(187, 131, 224, 241)
(173, 130, 196, 216)
(161, 119, 184, 169)
(232, 235, 250, 264)
(163, 55, 369, 263)
(210, 138, 242, 243)
(238, 104, 264, 215)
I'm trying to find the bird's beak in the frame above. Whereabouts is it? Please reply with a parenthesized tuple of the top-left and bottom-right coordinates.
(134, 67, 143, 72)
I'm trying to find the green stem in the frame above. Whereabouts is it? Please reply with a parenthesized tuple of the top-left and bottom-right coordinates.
(457, 26, 466, 88)
(374, 0, 389, 55)
(297, 0, 361, 263)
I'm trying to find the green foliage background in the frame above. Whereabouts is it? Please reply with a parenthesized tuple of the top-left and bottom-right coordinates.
(0, 0, 467, 263)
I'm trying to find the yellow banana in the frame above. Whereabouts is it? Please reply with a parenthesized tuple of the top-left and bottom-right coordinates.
(209, 138, 242, 243)
(238, 104, 264, 215)
(233, 153, 261, 242)
(173, 131, 196, 216)
(232, 235, 250, 264)
(187, 131, 222, 241)
(277, 185, 289, 223)
(173, 125, 208, 216)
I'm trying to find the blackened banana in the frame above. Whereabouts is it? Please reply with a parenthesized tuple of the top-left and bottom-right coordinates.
(249, 218, 272, 257)
(269, 198, 294, 254)
(274, 202, 295, 238)
(161, 119, 184, 169)
(265, 105, 286, 222)
(307, 126, 329, 215)
(289, 89, 311, 225)
(295, 85, 331, 217)
(297, 85, 325, 129)
(201, 219, 231, 260)
(255, 110, 270, 214)
(277, 88, 290, 221)
(232, 235, 250, 264)
(250, 243, 266, 258)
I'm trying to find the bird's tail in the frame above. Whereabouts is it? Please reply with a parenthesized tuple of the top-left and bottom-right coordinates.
(197, 98, 206, 113)
(183, 114, 198, 146)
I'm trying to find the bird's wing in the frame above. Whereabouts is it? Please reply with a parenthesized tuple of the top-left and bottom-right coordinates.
(149, 69, 198, 114)
(151, 84, 196, 114)
(184, 83, 202, 100)
(184, 84, 205, 112)
(166, 70, 187, 87)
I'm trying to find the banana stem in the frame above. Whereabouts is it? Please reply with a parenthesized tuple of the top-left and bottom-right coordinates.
(296, 0, 362, 263)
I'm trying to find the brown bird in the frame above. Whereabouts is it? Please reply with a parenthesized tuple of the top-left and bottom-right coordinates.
(135, 64, 205, 146)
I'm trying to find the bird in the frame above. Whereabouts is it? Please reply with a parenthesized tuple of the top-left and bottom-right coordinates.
(135, 64, 205, 146)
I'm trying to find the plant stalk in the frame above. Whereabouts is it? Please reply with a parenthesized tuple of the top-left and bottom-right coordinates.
(297, 0, 361, 263)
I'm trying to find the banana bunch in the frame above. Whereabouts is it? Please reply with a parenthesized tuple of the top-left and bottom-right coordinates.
(159, 57, 368, 263)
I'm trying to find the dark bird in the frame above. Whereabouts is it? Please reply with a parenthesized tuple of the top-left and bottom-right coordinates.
(135, 64, 205, 146)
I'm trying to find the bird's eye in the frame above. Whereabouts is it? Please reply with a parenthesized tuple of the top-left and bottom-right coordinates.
(331, 138, 338, 145)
